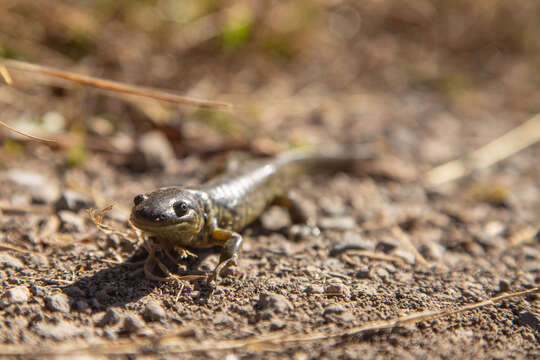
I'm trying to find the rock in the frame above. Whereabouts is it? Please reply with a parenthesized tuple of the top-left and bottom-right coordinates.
(319, 196, 346, 216)
(213, 313, 233, 326)
(54, 190, 94, 212)
(131, 131, 176, 171)
(104, 328, 117, 340)
(376, 237, 400, 253)
(392, 249, 416, 264)
(57, 210, 85, 233)
(518, 311, 540, 331)
(324, 283, 350, 297)
(319, 216, 356, 231)
(33, 321, 82, 341)
(31, 285, 47, 297)
(28, 253, 49, 268)
(143, 300, 166, 322)
(524, 261, 540, 274)
(0, 254, 24, 271)
(45, 294, 70, 313)
(98, 308, 122, 327)
(74, 300, 89, 312)
(123, 314, 145, 333)
(419, 242, 445, 260)
(329, 232, 374, 256)
(269, 319, 286, 330)
(322, 304, 345, 316)
(303, 284, 324, 294)
(374, 267, 390, 282)
(5, 286, 30, 304)
(354, 266, 371, 279)
(255, 293, 293, 313)
(499, 280, 511, 293)
(7, 169, 59, 204)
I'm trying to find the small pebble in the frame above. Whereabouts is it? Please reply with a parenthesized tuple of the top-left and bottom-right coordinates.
(213, 313, 233, 326)
(329, 232, 374, 256)
(376, 237, 400, 253)
(393, 249, 416, 264)
(143, 300, 166, 322)
(123, 314, 145, 333)
(518, 311, 540, 331)
(0, 254, 24, 271)
(324, 283, 350, 297)
(54, 190, 94, 212)
(131, 131, 176, 171)
(374, 267, 390, 282)
(304, 285, 324, 294)
(355, 266, 371, 279)
(31, 285, 47, 298)
(74, 300, 89, 312)
(7, 169, 59, 204)
(6, 286, 30, 304)
(33, 321, 80, 341)
(255, 292, 293, 313)
(99, 308, 122, 327)
(57, 211, 85, 233)
(104, 328, 117, 340)
(499, 280, 511, 293)
(269, 319, 286, 330)
(322, 304, 345, 316)
(319, 216, 356, 231)
(45, 294, 70, 313)
(419, 242, 445, 260)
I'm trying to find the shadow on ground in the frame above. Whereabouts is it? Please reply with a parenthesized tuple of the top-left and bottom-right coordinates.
(62, 247, 217, 312)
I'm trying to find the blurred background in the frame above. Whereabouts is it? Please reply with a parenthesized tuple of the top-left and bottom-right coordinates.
(1, 0, 540, 168)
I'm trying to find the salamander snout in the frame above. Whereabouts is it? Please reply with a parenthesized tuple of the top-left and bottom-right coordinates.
(133, 194, 148, 206)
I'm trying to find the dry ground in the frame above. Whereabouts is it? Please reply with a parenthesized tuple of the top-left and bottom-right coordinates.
(0, 1, 539, 359)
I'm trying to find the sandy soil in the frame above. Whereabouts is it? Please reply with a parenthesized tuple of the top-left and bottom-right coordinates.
(0, 1, 539, 359)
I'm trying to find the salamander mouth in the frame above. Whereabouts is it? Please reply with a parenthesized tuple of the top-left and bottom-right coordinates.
(129, 211, 201, 234)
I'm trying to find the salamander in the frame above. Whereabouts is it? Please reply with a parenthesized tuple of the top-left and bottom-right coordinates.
(129, 148, 366, 281)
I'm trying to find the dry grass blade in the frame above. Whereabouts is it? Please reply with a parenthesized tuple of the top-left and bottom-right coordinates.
(0, 242, 35, 254)
(425, 113, 540, 186)
(0, 203, 51, 214)
(0, 119, 57, 144)
(87, 205, 133, 239)
(390, 225, 430, 267)
(0, 65, 12, 84)
(249, 286, 539, 344)
(2, 59, 233, 110)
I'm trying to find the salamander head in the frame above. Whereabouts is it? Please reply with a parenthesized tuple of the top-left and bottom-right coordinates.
(130, 188, 206, 240)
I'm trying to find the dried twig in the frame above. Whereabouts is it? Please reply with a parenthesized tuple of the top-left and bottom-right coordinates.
(425, 113, 540, 186)
(0, 119, 57, 144)
(2, 59, 233, 110)
(390, 225, 430, 267)
(0, 64, 12, 84)
(0, 242, 36, 254)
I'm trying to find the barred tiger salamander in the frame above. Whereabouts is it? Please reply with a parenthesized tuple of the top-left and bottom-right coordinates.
(130, 148, 365, 280)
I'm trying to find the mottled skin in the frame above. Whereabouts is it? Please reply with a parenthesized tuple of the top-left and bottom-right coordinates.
(130, 149, 360, 280)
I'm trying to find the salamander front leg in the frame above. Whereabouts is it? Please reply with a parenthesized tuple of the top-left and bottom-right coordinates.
(208, 228, 243, 282)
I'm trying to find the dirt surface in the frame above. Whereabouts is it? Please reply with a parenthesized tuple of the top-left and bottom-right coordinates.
(1, 1, 540, 359)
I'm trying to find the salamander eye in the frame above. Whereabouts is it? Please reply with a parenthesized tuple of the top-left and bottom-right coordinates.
(173, 201, 190, 217)
(133, 194, 148, 206)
